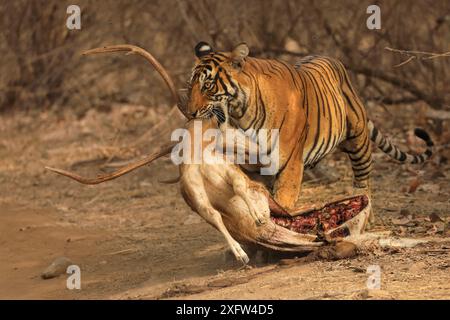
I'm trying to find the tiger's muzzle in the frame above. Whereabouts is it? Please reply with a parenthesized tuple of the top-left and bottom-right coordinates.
(192, 104, 226, 124)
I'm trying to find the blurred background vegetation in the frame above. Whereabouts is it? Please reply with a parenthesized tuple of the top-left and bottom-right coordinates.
(0, 0, 448, 121)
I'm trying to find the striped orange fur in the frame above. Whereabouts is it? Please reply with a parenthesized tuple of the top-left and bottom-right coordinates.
(186, 42, 433, 210)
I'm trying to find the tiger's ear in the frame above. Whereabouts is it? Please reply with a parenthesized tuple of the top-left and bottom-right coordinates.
(195, 41, 213, 58)
(231, 43, 249, 67)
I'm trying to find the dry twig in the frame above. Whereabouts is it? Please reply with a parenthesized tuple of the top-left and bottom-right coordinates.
(385, 47, 450, 67)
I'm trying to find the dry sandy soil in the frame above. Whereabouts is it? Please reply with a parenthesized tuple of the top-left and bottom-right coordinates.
(0, 104, 449, 300)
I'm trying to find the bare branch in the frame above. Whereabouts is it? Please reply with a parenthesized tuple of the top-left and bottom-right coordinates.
(259, 47, 445, 109)
(385, 47, 450, 60)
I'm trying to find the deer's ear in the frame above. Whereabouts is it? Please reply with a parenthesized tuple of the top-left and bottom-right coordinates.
(231, 42, 249, 66)
(195, 41, 213, 58)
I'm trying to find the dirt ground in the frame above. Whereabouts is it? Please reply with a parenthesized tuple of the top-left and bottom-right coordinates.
(0, 104, 449, 300)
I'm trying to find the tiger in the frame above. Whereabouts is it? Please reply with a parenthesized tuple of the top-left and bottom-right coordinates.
(185, 41, 434, 212)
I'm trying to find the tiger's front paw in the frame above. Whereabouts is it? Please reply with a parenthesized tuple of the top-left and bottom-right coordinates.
(273, 192, 297, 212)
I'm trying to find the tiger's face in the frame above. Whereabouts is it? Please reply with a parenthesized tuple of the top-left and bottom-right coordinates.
(186, 42, 251, 128)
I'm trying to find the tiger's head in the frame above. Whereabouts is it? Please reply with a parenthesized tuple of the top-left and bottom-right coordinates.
(185, 42, 251, 128)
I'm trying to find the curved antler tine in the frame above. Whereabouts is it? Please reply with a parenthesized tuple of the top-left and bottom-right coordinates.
(82, 44, 189, 118)
(46, 142, 176, 185)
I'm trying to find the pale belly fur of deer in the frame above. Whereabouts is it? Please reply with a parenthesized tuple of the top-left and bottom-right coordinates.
(178, 132, 323, 264)
(178, 119, 438, 264)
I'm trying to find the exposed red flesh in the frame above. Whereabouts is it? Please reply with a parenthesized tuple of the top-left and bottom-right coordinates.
(270, 195, 368, 235)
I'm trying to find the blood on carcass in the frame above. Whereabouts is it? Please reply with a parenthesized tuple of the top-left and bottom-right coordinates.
(270, 195, 368, 235)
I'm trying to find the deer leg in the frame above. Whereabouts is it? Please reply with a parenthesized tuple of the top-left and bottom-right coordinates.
(228, 168, 266, 226)
(198, 205, 249, 265)
(182, 179, 249, 264)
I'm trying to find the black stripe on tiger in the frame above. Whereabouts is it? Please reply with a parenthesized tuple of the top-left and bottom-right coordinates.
(368, 120, 433, 164)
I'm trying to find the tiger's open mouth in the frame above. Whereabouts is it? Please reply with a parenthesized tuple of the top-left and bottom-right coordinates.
(270, 195, 369, 238)
(193, 106, 226, 124)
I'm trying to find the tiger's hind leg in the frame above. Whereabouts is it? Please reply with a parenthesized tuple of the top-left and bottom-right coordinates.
(341, 130, 374, 223)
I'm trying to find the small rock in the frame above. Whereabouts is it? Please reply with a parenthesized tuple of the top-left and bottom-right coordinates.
(351, 289, 395, 300)
(351, 289, 369, 300)
(41, 257, 73, 279)
(392, 216, 411, 226)
(334, 242, 358, 259)
(316, 242, 357, 260)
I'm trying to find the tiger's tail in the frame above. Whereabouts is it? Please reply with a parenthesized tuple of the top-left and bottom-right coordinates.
(368, 120, 433, 164)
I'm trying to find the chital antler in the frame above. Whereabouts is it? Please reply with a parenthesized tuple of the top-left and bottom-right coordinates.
(83, 44, 189, 118)
(46, 44, 190, 184)
(46, 142, 176, 184)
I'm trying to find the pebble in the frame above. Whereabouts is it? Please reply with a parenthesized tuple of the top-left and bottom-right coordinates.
(351, 289, 396, 300)
(315, 241, 357, 260)
(41, 257, 74, 279)
(333, 242, 358, 259)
